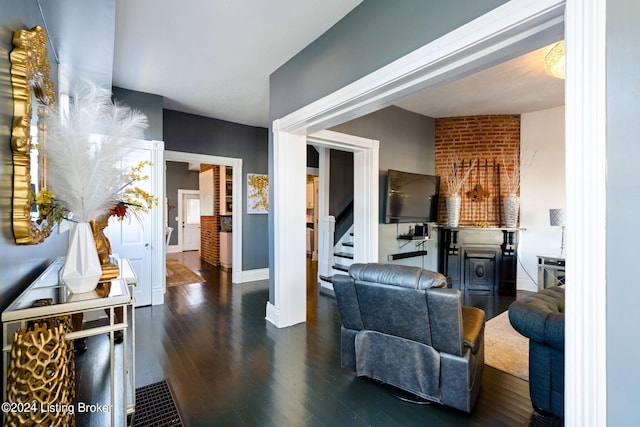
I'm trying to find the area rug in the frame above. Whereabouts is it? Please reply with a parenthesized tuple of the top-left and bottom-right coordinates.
(133, 380, 183, 426)
(484, 310, 529, 381)
(166, 259, 204, 287)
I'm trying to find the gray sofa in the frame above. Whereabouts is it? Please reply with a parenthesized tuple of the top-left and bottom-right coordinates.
(333, 263, 485, 412)
(508, 286, 565, 419)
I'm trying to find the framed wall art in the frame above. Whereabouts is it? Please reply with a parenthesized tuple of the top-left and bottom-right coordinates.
(247, 173, 269, 214)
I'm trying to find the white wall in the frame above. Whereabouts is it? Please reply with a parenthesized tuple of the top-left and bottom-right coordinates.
(518, 105, 565, 291)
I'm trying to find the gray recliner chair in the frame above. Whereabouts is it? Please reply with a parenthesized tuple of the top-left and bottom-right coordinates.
(333, 263, 485, 412)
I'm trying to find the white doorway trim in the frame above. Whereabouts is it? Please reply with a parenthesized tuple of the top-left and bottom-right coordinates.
(177, 189, 201, 252)
(270, 0, 605, 424)
(164, 151, 245, 283)
(266, 130, 379, 329)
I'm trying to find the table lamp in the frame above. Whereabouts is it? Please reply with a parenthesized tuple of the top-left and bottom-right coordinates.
(549, 208, 566, 258)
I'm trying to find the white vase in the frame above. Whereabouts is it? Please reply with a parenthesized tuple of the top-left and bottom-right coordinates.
(62, 222, 102, 293)
(446, 194, 462, 228)
(503, 194, 520, 228)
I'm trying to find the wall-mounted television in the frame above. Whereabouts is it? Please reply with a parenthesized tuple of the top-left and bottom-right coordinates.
(385, 169, 440, 224)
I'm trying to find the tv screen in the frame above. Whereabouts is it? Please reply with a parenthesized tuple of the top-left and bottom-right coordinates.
(385, 169, 440, 223)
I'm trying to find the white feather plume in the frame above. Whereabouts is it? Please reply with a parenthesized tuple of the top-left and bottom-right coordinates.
(43, 80, 148, 223)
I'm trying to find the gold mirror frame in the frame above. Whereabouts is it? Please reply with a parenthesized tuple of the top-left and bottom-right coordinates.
(10, 26, 56, 244)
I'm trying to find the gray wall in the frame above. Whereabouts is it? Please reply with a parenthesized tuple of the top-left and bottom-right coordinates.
(163, 109, 269, 270)
(0, 2, 68, 316)
(39, 0, 116, 92)
(112, 87, 164, 141)
(607, 1, 640, 424)
(269, 0, 508, 121)
(166, 162, 199, 246)
(331, 106, 436, 224)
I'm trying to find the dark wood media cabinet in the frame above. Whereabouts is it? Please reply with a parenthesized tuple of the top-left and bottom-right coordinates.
(437, 227, 519, 296)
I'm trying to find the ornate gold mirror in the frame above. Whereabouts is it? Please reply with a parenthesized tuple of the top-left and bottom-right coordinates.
(10, 26, 56, 244)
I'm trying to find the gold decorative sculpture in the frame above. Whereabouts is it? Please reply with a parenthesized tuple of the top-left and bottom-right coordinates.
(5, 320, 75, 427)
(90, 213, 120, 281)
(10, 26, 56, 244)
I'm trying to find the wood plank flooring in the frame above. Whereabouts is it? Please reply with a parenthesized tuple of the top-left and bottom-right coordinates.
(76, 252, 552, 426)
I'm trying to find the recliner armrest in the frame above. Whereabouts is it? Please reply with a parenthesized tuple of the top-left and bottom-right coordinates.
(462, 306, 485, 354)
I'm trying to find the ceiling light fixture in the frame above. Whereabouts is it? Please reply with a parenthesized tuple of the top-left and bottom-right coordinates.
(544, 40, 565, 79)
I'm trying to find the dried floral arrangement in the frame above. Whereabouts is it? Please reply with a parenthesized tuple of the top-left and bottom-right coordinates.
(40, 80, 157, 224)
(442, 153, 477, 195)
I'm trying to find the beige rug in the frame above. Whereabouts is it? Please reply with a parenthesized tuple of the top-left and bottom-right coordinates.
(484, 310, 529, 381)
(166, 259, 204, 287)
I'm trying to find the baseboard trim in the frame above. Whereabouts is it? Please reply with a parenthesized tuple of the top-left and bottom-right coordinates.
(265, 302, 281, 327)
(235, 268, 269, 283)
(152, 288, 165, 305)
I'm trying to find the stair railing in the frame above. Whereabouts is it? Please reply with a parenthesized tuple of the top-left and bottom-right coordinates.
(318, 216, 335, 279)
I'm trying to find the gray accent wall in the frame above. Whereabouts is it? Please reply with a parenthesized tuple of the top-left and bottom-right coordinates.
(606, 1, 640, 424)
(331, 106, 436, 223)
(0, 2, 68, 316)
(112, 87, 164, 141)
(163, 110, 269, 270)
(269, 0, 508, 121)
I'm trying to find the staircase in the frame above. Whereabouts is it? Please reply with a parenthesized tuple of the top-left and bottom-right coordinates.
(319, 226, 354, 296)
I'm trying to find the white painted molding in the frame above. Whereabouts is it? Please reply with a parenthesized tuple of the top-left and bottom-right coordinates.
(271, 2, 604, 423)
(150, 140, 165, 306)
(236, 268, 269, 283)
(265, 302, 281, 327)
(269, 128, 380, 329)
(152, 288, 165, 306)
(271, 126, 308, 328)
(277, 0, 565, 135)
(164, 151, 245, 284)
(564, 0, 607, 425)
(167, 245, 181, 254)
(308, 130, 380, 263)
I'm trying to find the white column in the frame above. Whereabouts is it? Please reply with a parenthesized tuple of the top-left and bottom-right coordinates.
(266, 123, 307, 328)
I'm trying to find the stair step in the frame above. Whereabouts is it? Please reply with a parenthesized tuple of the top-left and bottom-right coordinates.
(342, 241, 353, 247)
(319, 275, 333, 283)
(334, 251, 354, 260)
(333, 264, 350, 272)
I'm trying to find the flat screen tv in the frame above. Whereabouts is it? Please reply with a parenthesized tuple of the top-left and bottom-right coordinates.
(385, 169, 440, 223)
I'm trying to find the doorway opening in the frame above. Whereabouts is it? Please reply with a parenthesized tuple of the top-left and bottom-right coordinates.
(164, 151, 243, 283)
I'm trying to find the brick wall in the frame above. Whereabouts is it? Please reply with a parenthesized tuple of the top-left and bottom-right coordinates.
(200, 164, 220, 265)
(435, 115, 520, 226)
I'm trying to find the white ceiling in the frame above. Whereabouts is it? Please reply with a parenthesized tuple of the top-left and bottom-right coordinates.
(395, 45, 565, 118)
(113, 0, 363, 128)
(113, 2, 564, 128)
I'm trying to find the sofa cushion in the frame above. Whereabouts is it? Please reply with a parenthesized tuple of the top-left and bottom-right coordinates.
(509, 286, 565, 351)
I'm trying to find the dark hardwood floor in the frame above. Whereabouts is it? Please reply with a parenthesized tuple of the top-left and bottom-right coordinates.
(76, 252, 552, 426)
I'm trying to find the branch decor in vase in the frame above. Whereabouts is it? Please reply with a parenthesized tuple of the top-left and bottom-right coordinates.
(442, 154, 476, 227)
(500, 146, 536, 228)
(42, 80, 150, 293)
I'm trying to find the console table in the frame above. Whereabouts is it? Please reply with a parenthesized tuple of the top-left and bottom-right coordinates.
(2, 257, 136, 426)
(537, 254, 566, 290)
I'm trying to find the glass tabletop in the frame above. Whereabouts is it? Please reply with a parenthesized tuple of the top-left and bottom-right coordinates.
(2, 257, 131, 322)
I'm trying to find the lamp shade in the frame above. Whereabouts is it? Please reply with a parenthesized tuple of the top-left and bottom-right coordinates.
(549, 208, 566, 227)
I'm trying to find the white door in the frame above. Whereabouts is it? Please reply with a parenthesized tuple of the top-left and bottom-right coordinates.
(106, 141, 163, 307)
(181, 191, 201, 251)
